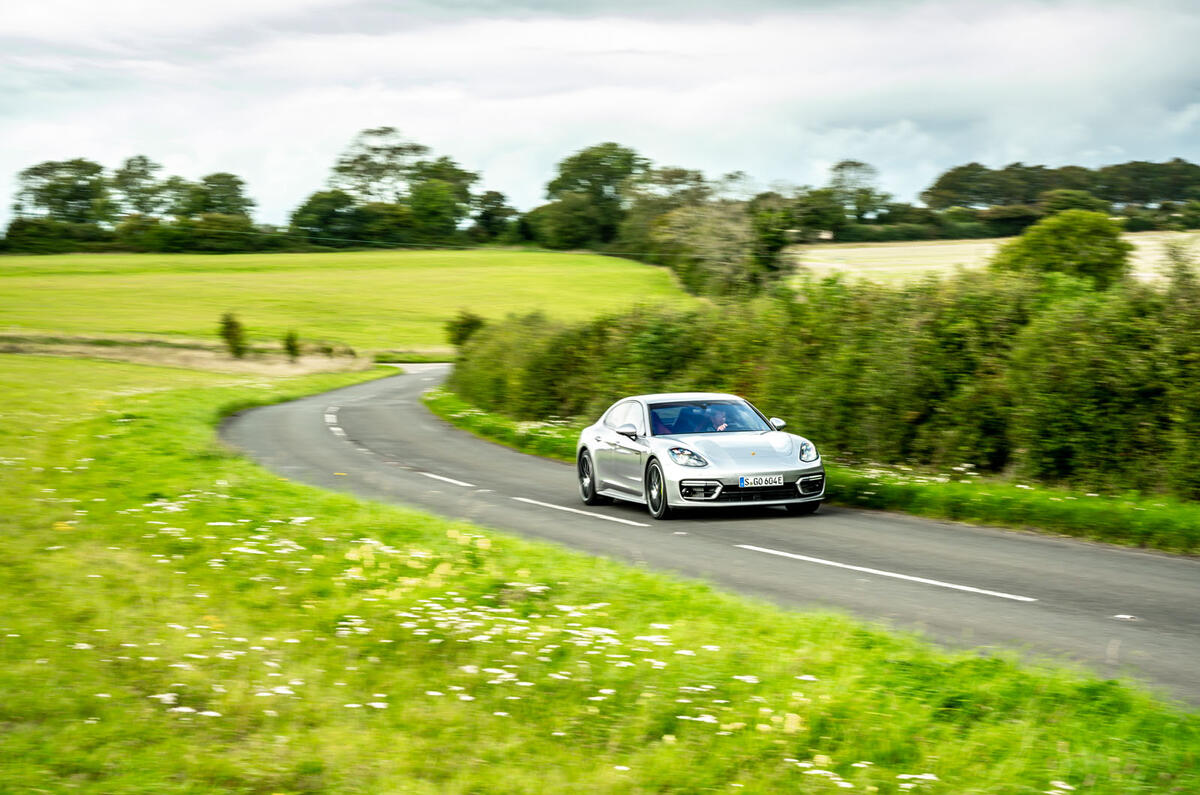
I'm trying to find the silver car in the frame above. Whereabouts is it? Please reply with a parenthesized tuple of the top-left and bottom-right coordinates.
(576, 392, 825, 519)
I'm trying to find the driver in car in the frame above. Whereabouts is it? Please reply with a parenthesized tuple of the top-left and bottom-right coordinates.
(709, 405, 729, 432)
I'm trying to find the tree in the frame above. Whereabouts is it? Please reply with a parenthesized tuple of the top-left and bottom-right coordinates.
(829, 160, 889, 221)
(978, 204, 1043, 236)
(159, 173, 254, 218)
(289, 190, 365, 246)
(547, 142, 648, 243)
(471, 190, 517, 241)
(14, 159, 112, 223)
(410, 156, 478, 207)
(526, 193, 602, 250)
(409, 179, 461, 242)
(991, 209, 1133, 290)
(199, 173, 255, 216)
(613, 166, 712, 257)
(112, 155, 164, 216)
(359, 202, 413, 245)
(1037, 189, 1109, 216)
(652, 201, 779, 295)
(791, 187, 846, 241)
(330, 126, 430, 203)
(921, 162, 993, 209)
(162, 176, 207, 218)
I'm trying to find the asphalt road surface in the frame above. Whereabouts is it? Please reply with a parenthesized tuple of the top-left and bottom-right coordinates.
(221, 364, 1200, 706)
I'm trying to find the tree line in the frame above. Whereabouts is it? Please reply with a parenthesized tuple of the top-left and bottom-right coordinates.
(5, 132, 1200, 288)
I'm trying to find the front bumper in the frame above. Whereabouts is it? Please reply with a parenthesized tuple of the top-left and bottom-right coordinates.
(669, 466, 825, 508)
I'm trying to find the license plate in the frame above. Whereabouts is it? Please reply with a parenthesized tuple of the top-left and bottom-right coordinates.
(739, 474, 784, 488)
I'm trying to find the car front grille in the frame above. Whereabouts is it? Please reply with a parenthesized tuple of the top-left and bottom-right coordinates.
(714, 484, 803, 502)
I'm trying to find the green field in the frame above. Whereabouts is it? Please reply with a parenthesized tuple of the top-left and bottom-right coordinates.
(2, 353, 1196, 793)
(0, 249, 696, 354)
(793, 230, 1199, 284)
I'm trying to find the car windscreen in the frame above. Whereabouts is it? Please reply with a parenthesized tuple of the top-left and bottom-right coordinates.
(648, 400, 771, 435)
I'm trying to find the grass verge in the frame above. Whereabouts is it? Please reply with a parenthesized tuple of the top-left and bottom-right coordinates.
(2, 354, 1197, 793)
(422, 387, 1200, 554)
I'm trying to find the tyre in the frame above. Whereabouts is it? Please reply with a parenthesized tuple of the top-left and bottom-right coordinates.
(578, 450, 608, 505)
(644, 459, 673, 520)
(786, 500, 821, 516)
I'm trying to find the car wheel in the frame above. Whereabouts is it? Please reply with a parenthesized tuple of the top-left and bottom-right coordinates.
(786, 500, 821, 516)
(578, 450, 608, 505)
(645, 459, 673, 520)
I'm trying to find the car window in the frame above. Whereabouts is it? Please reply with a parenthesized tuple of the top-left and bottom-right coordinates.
(603, 401, 632, 429)
(625, 402, 645, 434)
(649, 400, 771, 434)
(604, 401, 644, 434)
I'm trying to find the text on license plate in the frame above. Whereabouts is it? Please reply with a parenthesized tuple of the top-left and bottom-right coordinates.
(739, 474, 784, 488)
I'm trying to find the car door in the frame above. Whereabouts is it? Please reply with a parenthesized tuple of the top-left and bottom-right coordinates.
(594, 401, 631, 491)
(610, 400, 648, 496)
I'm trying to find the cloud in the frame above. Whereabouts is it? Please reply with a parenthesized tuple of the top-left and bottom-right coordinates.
(1, 1, 1198, 227)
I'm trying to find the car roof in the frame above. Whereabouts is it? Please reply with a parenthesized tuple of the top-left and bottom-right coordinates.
(621, 392, 745, 404)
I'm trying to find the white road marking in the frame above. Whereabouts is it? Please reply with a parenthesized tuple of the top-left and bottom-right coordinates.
(324, 414, 338, 424)
(329, 426, 346, 437)
(512, 497, 650, 527)
(420, 472, 477, 488)
(734, 544, 1038, 603)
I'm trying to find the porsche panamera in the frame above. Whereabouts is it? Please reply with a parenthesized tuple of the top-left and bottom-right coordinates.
(576, 393, 825, 519)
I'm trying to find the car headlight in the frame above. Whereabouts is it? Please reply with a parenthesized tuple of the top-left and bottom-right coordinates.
(668, 447, 708, 467)
(798, 440, 819, 462)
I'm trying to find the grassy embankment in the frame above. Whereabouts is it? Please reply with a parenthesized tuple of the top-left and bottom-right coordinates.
(0, 249, 696, 360)
(3, 353, 1198, 792)
(423, 388, 1200, 554)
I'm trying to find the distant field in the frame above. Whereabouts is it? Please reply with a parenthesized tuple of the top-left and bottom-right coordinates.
(0, 249, 695, 354)
(792, 230, 1199, 284)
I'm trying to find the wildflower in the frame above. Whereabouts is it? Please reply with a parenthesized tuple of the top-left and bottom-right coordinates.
(732, 675, 759, 684)
(366, 702, 388, 709)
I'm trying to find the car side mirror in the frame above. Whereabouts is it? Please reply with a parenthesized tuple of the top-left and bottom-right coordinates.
(769, 417, 786, 430)
(616, 423, 639, 439)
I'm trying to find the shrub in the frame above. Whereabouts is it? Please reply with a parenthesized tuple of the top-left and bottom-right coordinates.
(283, 330, 301, 363)
(3, 218, 117, 253)
(991, 210, 1133, 290)
(445, 310, 486, 348)
(450, 251, 1200, 501)
(219, 312, 247, 359)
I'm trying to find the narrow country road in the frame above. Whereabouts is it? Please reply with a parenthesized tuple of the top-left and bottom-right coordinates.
(221, 364, 1200, 706)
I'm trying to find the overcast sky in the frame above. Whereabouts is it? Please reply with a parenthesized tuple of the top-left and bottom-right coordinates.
(3, 0, 1199, 226)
